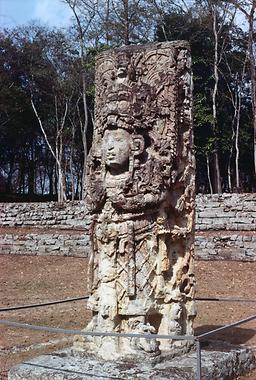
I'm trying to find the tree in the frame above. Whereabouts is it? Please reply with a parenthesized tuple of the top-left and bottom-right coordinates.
(0, 25, 90, 200)
(194, 0, 237, 193)
(1, 2, 255, 197)
(62, 0, 98, 198)
(0, 30, 40, 196)
(225, 1, 256, 178)
(156, 6, 253, 192)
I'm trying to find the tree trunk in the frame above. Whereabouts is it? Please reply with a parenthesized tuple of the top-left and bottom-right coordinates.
(225, 0, 256, 177)
(105, 0, 111, 45)
(123, 0, 130, 44)
(69, 120, 76, 201)
(206, 154, 213, 194)
(48, 168, 54, 197)
(28, 159, 35, 196)
(248, 3, 256, 175)
(227, 126, 235, 192)
(38, 166, 46, 195)
(6, 161, 14, 194)
(28, 145, 35, 196)
(212, 5, 222, 193)
(31, 96, 66, 202)
(235, 83, 243, 190)
(18, 157, 25, 194)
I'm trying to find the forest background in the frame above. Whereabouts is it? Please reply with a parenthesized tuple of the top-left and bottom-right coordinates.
(0, 0, 255, 201)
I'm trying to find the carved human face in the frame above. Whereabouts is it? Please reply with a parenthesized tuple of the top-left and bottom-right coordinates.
(102, 128, 131, 171)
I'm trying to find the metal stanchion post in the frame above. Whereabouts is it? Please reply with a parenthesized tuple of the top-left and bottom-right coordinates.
(196, 339, 202, 380)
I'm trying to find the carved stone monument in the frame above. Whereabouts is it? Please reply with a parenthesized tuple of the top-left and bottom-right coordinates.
(74, 41, 196, 360)
(8, 41, 256, 380)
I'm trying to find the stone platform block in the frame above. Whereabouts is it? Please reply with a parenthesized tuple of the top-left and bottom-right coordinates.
(8, 345, 255, 380)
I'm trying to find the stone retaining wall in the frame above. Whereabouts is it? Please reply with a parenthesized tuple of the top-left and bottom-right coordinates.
(195, 193, 256, 261)
(196, 193, 256, 231)
(0, 201, 89, 229)
(0, 193, 256, 260)
(0, 202, 90, 257)
(0, 227, 87, 257)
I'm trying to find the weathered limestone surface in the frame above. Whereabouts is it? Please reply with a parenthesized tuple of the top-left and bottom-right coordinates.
(8, 346, 256, 380)
(73, 41, 196, 360)
(1, 193, 256, 260)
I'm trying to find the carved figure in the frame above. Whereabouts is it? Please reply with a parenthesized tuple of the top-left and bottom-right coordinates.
(75, 41, 196, 360)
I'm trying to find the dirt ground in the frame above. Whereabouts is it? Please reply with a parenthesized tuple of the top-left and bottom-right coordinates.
(0, 255, 255, 380)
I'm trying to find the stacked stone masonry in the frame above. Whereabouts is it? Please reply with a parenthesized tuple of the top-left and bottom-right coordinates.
(195, 193, 256, 261)
(0, 193, 256, 260)
(0, 202, 90, 257)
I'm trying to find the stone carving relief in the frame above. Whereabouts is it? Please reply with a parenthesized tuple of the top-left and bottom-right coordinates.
(74, 41, 196, 360)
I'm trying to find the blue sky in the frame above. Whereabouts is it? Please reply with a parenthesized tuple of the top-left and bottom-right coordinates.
(0, 0, 73, 29)
(0, 0, 248, 32)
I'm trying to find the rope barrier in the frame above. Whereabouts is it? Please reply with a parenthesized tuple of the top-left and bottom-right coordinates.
(0, 319, 195, 341)
(197, 314, 256, 339)
(1, 295, 256, 312)
(196, 297, 256, 303)
(0, 296, 89, 312)
(0, 314, 255, 341)
(1, 313, 255, 380)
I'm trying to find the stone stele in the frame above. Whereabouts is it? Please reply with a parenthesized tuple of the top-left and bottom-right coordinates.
(74, 40, 196, 360)
(8, 41, 256, 380)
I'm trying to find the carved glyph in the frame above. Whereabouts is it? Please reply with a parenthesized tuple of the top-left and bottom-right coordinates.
(74, 41, 196, 360)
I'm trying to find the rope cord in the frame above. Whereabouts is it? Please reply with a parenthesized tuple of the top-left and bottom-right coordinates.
(196, 297, 256, 303)
(0, 296, 89, 312)
(0, 314, 255, 341)
(0, 319, 195, 341)
(1, 296, 256, 312)
(197, 314, 256, 339)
